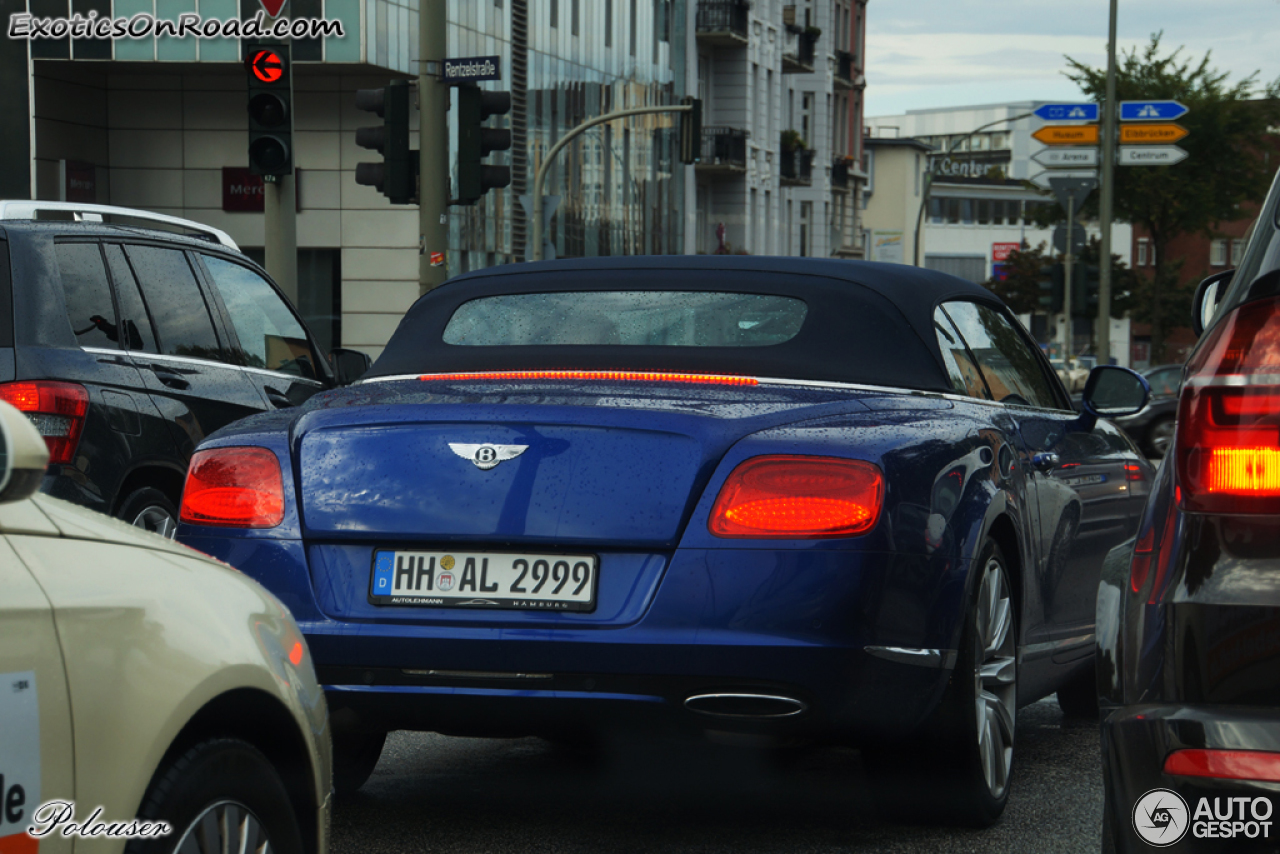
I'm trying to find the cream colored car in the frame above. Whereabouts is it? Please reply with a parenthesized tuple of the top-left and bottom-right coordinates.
(0, 400, 331, 854)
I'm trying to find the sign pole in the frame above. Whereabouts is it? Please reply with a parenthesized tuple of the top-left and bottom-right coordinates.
(1097, 0, 1118, 366)
(1063, 195, 1074, 356)
(419, 0, 449, 294)
(263, 175, 297, 304)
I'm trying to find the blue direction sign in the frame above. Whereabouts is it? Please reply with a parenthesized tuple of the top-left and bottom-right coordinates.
(1120, 100, 1188, 121)
(1034, 103, 1099, 122)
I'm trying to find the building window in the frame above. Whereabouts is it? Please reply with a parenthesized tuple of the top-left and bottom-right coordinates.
(572, 0, 579, 34)
(976, 199, 991, 225)
(605, 0, 613, 45)
(550, 0, 557, 27)
(1137, 238, 1149, 267)
(629, 0, 637, 55)
(800, 201, 812, 256)
(1210, 239, 1228, 267)
(1232, 239, 1246, 266)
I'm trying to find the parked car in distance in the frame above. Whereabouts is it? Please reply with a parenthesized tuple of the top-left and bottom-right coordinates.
(0, 398, 330, 854)
(1109, 364, 1182, 458)
(1098, 166, 1280, 852)
(0, 201, 371, 539)
(179, 256, 1152, 827)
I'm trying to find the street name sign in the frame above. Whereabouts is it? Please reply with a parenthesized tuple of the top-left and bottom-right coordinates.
(1033, 125, 1100, 145)
(443, 55, 502, 82)
(1120, 100, 1189, 121)
(1048, 175, 1098, 212)
(1032, 147, 1099, 169)
(1119, 123, 1188, 144)
(1033, 103, 1099, 122)
(1030, 170, 1095, 192)
(1118, 145, 1188, 166)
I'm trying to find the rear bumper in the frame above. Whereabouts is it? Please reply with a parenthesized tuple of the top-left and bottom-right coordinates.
(1102, 704, 1280, 853)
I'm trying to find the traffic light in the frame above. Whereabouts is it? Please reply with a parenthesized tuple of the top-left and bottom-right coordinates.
(354, 80, 418, 204)
(679, 96, 702, 165)
(1038, 263, 1064, 313)
(1073, 264, 1100, 318)
(455, 84, 512, 205)
(245, 43, 292, 177)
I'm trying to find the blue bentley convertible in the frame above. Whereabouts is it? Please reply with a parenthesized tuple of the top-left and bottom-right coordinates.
(176, 257, 1151, 825)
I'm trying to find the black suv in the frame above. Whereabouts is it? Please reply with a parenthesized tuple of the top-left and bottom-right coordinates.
(0, 201, 369, 536)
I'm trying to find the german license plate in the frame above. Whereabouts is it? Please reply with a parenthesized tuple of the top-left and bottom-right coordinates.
(368, 549, 598, 611)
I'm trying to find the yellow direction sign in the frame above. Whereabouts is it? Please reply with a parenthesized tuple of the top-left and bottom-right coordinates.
(1119, 123, 1189, 144)
(1032, 124, 1100, 145)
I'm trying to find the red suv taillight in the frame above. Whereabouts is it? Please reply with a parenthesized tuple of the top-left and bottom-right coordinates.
(708, 455, 883, 538)
(1177, 295, 1280, 513)
(0, 381, 89, 465)
(180, 447, 285, 528)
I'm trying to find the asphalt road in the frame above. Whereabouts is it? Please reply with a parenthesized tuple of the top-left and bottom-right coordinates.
(331, 696, 1104, 853)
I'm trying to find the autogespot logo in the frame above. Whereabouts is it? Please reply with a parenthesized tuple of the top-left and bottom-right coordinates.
(1133, 788, 1190, 847)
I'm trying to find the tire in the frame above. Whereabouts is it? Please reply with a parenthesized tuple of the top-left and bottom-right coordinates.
(865, 539, 1017, 827)
(332, 730, 387, 795)
(937, 539, 1018, 826)
(1145, 416, 1175, 458)
(124, 738, 304, 854)
(117, 486, 180, 540)
(1056, 661, 1098, 719)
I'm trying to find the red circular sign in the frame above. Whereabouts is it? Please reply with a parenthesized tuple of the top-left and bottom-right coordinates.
(249, 49, 285, 84)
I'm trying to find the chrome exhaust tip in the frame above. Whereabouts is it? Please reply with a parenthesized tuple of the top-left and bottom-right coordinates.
(683, 693, 808, 719)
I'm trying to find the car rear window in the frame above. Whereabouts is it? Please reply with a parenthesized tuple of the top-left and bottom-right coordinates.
(442, 292, 807, 347)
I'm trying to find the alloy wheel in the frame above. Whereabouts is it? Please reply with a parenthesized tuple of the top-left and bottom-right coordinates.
(175, 800, 272, 854)
(974, 555, 1016, 799)
(1149, 419, 1175, 457)
(131, 504, 177, 539)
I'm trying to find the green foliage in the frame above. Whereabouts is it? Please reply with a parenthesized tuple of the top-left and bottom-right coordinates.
(982, 238, 1138, 319)
(780, 129, 805, 152)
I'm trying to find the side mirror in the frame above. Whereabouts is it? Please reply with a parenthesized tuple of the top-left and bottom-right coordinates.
(1072, 366, 1150, 432)
(1192, 270, 1232, 336)
(0, 400, 50, 503)
(330, 348, 372, 386)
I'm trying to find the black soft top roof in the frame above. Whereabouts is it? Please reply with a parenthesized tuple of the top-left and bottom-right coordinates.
(367, 256, 1010, 394)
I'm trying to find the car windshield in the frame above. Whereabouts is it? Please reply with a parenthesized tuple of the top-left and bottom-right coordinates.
(442, 291, 808, 347)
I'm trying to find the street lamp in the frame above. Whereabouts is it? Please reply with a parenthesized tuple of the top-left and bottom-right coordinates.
(912, 112, 1035, 267)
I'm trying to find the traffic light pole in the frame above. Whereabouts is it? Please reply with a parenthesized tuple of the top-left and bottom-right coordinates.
(419, 0, 449, 294)
(531, 103, 693, 262)
(264, 175, 297, 303)
(1096, 0, 1119, 365)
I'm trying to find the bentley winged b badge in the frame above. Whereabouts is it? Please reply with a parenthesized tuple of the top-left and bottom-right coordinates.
(449, 443, 529, 471)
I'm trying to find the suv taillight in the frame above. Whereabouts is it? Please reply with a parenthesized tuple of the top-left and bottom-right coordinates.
(708, 455, 883, 538)
(180, 447, 284, 528)
(1177, 295, 1280, 513)
(0, 381, 89, 465)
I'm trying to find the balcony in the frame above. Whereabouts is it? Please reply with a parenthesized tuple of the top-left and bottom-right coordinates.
(696, 0, 750, 47)
(834, 49, 855, 89)
(831, 157, 850, 189)
(780, 147, 814, 186)
(696, 126, 749, 176)
(782, 26, 818, 73)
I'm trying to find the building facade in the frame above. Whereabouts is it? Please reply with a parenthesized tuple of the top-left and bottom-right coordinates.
(688, 0, 866, 258)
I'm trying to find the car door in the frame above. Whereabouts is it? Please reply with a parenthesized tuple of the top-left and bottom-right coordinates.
(940, 300, 1136, 647)
(192, 253, 329, 409)
(110, 243, 266, 459)
(0, 507, 74, 854)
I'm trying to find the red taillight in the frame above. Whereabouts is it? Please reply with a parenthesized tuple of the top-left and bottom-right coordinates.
(1124, 462, 1144, 482)
(0, 381, 88, 465)
(180, 447, 284, 528)
(1177, 295, 1280, 513)
(708, 455, 883, 538)
(1165, 749, 1280, 782)
(418, 370, 759, 386)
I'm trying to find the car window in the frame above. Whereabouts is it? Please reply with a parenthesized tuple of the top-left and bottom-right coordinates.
(56, 242, 119, 350)
(442, 292, 808, 347)
(1147, 367, 1180, 396)
(933, 306, 990, 399)
(123, 245, 225, 363)
(201, 256, 317, 378)
(102, 245, 158, 354)
(941, 301, 1059, 409)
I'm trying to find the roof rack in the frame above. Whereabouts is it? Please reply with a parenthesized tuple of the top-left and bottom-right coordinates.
(0, 201, 239, 250)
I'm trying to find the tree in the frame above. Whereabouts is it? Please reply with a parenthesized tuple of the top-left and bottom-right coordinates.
(1065, 34, 1280, 362)
(984, 242, 1050, 316)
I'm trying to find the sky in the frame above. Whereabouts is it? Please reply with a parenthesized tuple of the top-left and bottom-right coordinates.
(864, 0, 1280, 119)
